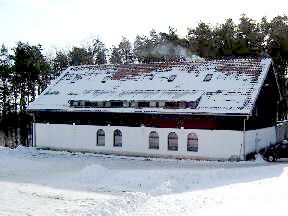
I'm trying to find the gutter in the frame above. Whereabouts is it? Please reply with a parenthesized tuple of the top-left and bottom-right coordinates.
(27, 108, 252, 117)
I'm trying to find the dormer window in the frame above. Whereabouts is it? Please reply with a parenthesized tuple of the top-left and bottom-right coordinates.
(137, 101, 150, 108)
(203, 74, 213, 82)
(146, 74, 154, 80)
(110, 101, 123, 108)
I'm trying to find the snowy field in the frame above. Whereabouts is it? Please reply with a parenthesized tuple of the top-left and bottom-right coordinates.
(1, 147, 288, 216)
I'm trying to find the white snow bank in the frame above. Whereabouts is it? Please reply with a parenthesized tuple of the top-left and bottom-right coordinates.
(0, 147, 287, 216)
(66, 161, 280, 196)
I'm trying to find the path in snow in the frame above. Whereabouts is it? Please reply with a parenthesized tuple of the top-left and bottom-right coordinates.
(0, 147, 287, 215)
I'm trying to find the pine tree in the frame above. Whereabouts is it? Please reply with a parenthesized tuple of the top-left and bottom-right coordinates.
(92, 38, 107, 65)
(214, 18, 237, 57)
(118, 37, 134, 64)
(110, 46, 122, 64)
(264, 15, 288, 94)
(234, 14, 264, 56)
(188, 22, 216, 57)
(53, 51, 69, 73)
(69, 47, 93, 65)
(0, 45, 12, 116)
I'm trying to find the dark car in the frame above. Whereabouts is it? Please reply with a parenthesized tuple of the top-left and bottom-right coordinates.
(261, 140, 288, 162)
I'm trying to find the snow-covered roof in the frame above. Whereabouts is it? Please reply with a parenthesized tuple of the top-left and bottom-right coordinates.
(28, 58, 272, 115)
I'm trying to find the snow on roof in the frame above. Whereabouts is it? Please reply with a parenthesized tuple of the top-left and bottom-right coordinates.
(28, 58, 272, 115)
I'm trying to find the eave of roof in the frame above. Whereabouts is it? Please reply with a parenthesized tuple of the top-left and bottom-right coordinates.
(28, 108, 251, 117)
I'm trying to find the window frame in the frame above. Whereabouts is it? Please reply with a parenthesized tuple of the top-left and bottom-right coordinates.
(149, 131, 159, 150)
(113, 129, 122, 147)
(96, 129, 105, 146)
(168, 132, 178, 151)
(187, 132, 198, 152)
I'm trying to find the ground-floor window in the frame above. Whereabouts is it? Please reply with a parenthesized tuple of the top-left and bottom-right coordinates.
(168, 132, 178, 151)
(187, 133, 198, 152)
(96, 129, 105, 146)
(149, 131, 159, 149)
(114, 129, 122, 147)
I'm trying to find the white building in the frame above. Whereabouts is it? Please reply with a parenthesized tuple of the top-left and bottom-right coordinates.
(28, 58, 281, 160)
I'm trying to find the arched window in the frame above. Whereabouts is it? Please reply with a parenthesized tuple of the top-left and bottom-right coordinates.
(149, 131, 159, 149)
(96, 129, 105, 146)
(114, 129, 122, 147)
(168, 132, 178, 151)
(187, 133, 198, 152)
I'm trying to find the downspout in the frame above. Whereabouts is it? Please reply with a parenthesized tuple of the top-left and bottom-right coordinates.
(243, 117, 247, 161)
(277, 100, 279, 122)
(32, 113, 36, 147)
(28, 112, 36, 147)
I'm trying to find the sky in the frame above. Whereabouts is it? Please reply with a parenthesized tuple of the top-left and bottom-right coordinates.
(0, 0, 287, 54)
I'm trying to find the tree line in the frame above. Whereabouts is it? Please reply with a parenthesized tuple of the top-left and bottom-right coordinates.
(0, 14, 288, 147)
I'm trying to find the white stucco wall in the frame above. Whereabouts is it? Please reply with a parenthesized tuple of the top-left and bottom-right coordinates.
(244, 127, 276, 154)
(34, 123, 244, 160)
(34, 123, 276, 160)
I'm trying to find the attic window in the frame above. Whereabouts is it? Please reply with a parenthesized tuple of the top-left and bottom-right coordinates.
(168, 75, 177, 82)
(69, 100, 200, 109)
(84, 101, 92, 107)
(203, 74, 213, 82)
(110, 101, 123, 108)
(71, 100, 80, 107)
(137, 101, 150, 108)
(165, 102, 179, 109)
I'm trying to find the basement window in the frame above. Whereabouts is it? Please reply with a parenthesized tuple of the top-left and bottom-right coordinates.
(203, 74, 213, 82)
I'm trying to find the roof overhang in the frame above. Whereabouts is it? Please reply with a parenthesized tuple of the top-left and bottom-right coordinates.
(28, 108, 251, 117)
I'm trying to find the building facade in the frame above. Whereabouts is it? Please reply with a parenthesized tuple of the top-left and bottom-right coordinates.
(28, 58, 281, 160)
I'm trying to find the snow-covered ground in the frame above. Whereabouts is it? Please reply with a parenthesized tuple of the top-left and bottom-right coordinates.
(0, 146, 288, 216)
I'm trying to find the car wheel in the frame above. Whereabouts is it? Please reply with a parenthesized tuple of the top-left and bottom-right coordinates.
(267, 155, 276, 162)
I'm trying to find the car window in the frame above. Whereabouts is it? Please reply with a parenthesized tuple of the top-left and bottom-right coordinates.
(275, 145, 281, 149)
(279, 144, 288, 150)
